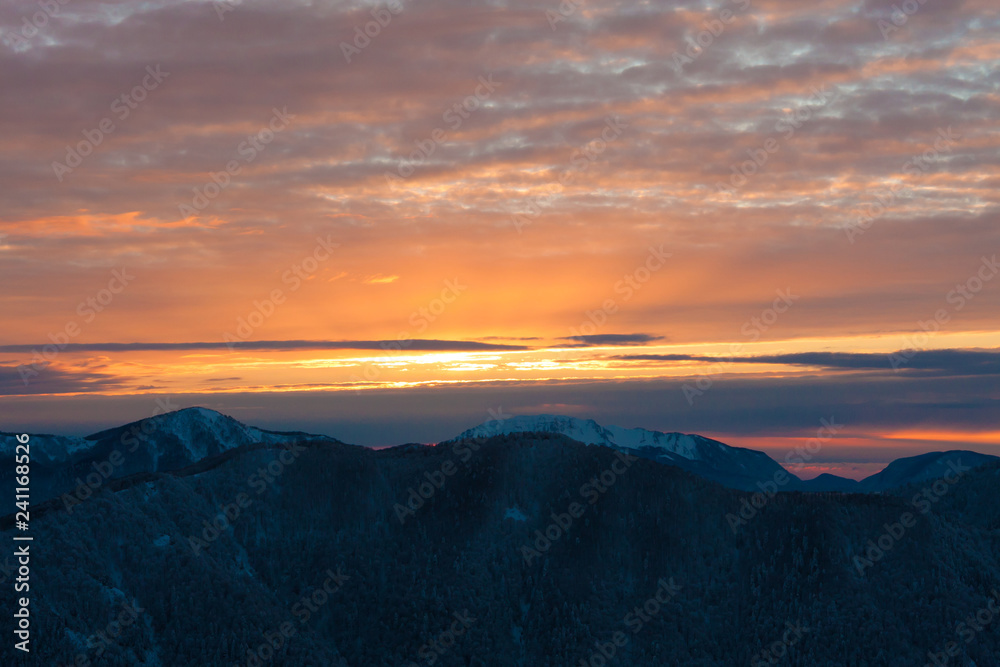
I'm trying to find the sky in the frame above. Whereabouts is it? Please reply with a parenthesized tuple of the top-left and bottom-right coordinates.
(1, 0, 999, 479)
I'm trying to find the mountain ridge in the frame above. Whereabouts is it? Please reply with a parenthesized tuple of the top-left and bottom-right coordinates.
(0, 407, 343, 506)
(449, 412, 1000, 494)
(3, 429, 999, 665)
(4, 408, 997, 504)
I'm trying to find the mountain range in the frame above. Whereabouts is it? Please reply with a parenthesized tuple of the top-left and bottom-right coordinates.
(436, 412, 997, 494)
(2, 407, 999, 665)
(4, 409, 997, 509)
(0, 407, 340, 510)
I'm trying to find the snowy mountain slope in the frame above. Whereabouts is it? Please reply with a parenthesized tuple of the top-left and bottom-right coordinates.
(0, 432, 94, 465)
(83, 406, 326, 468)
(0, 407, 340, 504)
(5, 434, 1000, 665)
(447, 414, 797, 492)
(446, 414, 1000, 494)
(856, 450, 998, 492)
(5, 410, 996, 508)
(451, 414, 702, 458)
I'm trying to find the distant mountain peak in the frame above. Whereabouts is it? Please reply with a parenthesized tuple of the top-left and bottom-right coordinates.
(1, 407, 341, 505)
(450, 413, 710, 460)
(448, 414, 1000, 494)
(448, 413, 791, 491)
(856, 449, 998, 492)
(87, 405, 238, 437)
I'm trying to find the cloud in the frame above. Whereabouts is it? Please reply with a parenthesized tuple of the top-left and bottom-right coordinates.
(0, 363, 126, 396)
(609, 353, 701, 362)
(0, 339, 531, 353)
(0, 0, 998, 349)
(363, 274, 399, 284)
(612, 348, 1000, 376)
(563, 334, 665, 347)
(5, 372, 999, 462)
(1, 0, 998, 463)
(748, 349, 1000, 375)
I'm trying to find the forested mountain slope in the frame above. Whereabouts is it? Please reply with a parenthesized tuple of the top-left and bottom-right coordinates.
(2, 433, 999, 666)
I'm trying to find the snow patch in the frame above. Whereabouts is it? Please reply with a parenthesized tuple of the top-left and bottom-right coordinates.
(0, 433, 94, 463)
(452, 414, 703, 460)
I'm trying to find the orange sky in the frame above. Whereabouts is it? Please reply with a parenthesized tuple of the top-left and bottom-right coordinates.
(2, 0, 999, 477)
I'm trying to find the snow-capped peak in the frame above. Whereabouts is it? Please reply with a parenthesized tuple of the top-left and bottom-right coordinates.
(1, 408, 345, 506)
(444, 413, 804, 491)
(449, 413, 703, 460)
(3, 407, 335, 469)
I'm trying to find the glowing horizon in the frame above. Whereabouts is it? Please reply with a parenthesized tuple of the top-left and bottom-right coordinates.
(3, 0, 1000, 480)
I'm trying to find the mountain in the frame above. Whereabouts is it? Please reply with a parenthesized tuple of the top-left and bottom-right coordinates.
(3, 430, 999, 665)
(7, 410, 996, 510)
(450, 414, 1000, 494)
(794, 451, 1000, 493)
(447, 414, 796, 492)
(798, 472, 860, 492)
(856, 449, 999, 492)
(0, 407, 340, 505)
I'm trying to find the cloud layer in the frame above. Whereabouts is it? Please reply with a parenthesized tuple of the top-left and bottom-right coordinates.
(2, 0, 998, 473)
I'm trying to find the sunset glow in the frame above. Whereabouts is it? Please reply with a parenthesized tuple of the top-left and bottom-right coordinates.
(2, 0, 999, 478)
